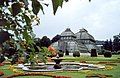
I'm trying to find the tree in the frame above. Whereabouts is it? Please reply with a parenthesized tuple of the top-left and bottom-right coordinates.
(113, 36, 120, 52)
(103, 39, 113, 52)
(0, 0, 70, 64)
(0, 0, 91, 64)
(108, 39, 113, 52)
(103, 39, 109, 50)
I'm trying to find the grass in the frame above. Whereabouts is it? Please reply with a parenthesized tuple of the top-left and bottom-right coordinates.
(0, 55, 120, 78)
(63, 55, 120, 62)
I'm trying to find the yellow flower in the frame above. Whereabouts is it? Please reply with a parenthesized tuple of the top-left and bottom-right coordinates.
(12, 69, 24, 73)
(104, 66, 113, 70)
(12, 69, 18, 72)
(8, 65, 15, 70)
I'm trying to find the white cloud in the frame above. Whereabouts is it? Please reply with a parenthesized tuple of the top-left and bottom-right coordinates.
(33, 0, 120, 40)
(81, 0, 120, 40)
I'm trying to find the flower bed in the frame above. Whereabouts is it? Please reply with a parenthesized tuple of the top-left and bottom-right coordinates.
(0, 63, 4, 66)
(86, 74, 112, 78)
(3, 72, 71, 78)
(0, 71, 4, 76)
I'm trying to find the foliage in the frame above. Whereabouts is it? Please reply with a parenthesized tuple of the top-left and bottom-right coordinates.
(103, 39, 113, 52)
(0, 0, 67, 64)
(103, 35, 120, 53)
(104, 51, 112, 58)
(58, 50, 64, 57)
(38, 47, 51, 63)
(0, 0, 91, 64)
(109, 39, 113, 51)
(73, 51, 80, 57)
(51, 35, 61, 43)
(0, 31, 11, 44)
(113, 36, 120, 52)
(39, 36, 52, 48)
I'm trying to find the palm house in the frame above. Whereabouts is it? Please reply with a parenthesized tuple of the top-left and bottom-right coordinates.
(75, 28, 98, 51)
(52, 28, 98, 54)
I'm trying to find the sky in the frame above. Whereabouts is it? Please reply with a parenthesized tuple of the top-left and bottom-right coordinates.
(33, 0, 120, 40)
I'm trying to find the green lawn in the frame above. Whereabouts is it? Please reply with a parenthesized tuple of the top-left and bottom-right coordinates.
(0, 55, 120, 78)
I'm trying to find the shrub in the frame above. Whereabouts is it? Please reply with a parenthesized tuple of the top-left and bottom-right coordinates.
(73, 51, 80, 57)
(98, 50, 105, 55)
(91, 49, 97, 57)
(58, 50, 64, 57)
(65, 49, 69, 55)
(98, 52, 103, 55)
(104, 51, 112, 58)
(58, 52, 64, 57)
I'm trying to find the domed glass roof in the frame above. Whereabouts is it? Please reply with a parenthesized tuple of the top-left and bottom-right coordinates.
(75, 28, 95, 40)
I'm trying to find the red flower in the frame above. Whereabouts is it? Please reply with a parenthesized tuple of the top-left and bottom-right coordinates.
(0, 71, 4, 76)
(0, 63, 4, 66)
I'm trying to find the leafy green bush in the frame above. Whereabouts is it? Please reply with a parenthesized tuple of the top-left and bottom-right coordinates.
(73, 51, 80, 57)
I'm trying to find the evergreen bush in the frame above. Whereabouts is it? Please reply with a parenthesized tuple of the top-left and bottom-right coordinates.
(91, 49, 97, 57)
(104, 51, 112, 58)
(73, 51, 80, 57)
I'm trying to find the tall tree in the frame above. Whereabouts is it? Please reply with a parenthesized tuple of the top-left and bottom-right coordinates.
(108, 39, 113, 52)
(113, 36, 120, 52)
(103, 39, 109, 50)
